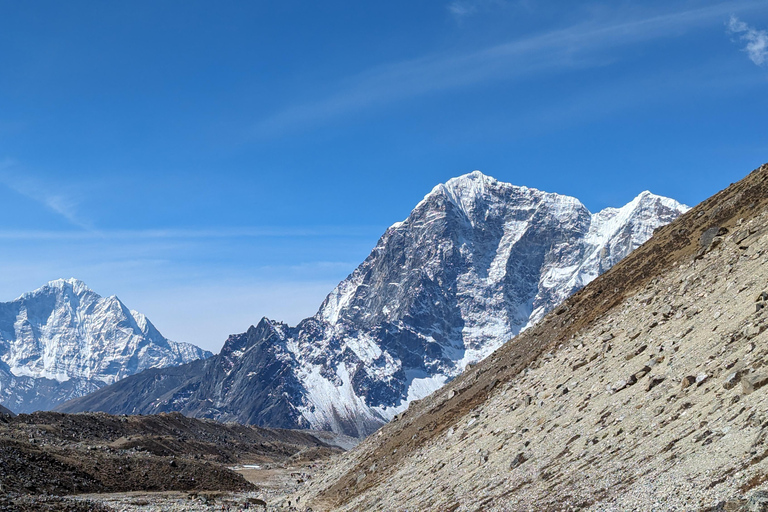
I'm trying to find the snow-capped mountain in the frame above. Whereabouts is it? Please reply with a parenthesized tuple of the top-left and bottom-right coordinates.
(0, 278, 212, 412)
(59, 172, 688, 436)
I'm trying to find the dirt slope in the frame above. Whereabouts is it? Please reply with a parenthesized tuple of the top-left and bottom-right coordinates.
(296, 163, 768, 511)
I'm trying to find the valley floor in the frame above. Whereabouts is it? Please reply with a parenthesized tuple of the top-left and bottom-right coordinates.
(67, 460, 329, 511)
(0, 411, 342, 511)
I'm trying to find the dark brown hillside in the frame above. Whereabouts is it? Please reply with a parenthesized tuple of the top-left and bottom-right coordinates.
(0, 410, 341, 498)
(305, 163, 768, 510)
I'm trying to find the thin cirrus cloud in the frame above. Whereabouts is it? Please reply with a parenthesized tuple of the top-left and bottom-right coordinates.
(727, 16, 768, 66)
(447, 2, 476, 18)
(254, 1, 763, 136)
(446, 0, 512, 20)
(0, 161, 92, 230)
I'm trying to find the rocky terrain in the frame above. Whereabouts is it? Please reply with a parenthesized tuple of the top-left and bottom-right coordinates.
(284, 162, 768, 511)
(0, 410, 342, 510)
(0, 278, 211, 413)
(59, 172, 687, 438)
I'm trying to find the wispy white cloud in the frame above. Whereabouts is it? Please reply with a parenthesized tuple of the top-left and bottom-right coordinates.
(447, 2, 474, 18)
(727, 16, 768, 66)
(255, 1, 763, 136)
(447, 0, 509, 20)
(0, 161, 92, 229)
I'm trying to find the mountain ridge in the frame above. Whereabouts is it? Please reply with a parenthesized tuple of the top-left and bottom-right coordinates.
(59, 171, 688, 437)
(0, 278, 212, 412)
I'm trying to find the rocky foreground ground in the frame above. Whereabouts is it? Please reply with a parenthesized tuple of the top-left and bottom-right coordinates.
(3, 165, 768, 512)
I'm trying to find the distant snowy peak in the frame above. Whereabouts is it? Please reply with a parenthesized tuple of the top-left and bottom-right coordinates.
(0, 278, 212, 412)
(428, 170, 583, 220)
(19, 277, 92, 302)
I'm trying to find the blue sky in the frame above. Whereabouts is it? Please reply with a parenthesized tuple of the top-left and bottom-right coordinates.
(0, 0, 766, 351)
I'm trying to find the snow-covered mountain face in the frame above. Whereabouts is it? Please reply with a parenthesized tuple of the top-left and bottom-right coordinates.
(0, 278, 211, 412)
(289, 172, 688, 434)
(59, 172, 688, 437)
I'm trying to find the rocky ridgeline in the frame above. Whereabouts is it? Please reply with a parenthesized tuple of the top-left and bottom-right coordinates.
(291, 163, 768, 511)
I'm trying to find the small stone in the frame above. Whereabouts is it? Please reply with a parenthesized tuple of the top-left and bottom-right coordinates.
(634, 366, 652, 380)
(735, 229, 751, 245)
(647, 376, 665, 391)
(681, 375, 697, 389)
(743, 324, 761, 339)
(723, 371, 743, 390)
(612, 380, 628, 393)
(509, 452, 528, 469)
(700, 227, 721, 249)
(742, 374, 768, 394)
(448, 389, 456, 399)
(572, 359, 588, 371)
(747, 490, 768, 512)
(696, 373, 709, 386)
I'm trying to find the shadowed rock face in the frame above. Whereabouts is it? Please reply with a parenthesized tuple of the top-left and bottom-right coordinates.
(59, 172, 687, 437)
(0, 279, 212, 413)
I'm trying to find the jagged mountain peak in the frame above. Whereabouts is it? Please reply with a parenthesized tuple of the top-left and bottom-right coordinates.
(21, 277, 94, 300)
(626, 189, 688, 212)
(221, 317, 285, 354)
(596, 190, 687, 218)
(428, 170, 553, 207)
(439, 169, 500, 196)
